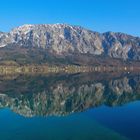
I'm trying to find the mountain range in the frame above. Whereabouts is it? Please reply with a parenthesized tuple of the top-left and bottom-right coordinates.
(0, 24, 140, 65)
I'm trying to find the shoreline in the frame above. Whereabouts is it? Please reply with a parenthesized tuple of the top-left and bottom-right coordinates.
(0, 65, 139, 74)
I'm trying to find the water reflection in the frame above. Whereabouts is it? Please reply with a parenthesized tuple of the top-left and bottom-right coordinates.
(0, 72, 140, 117)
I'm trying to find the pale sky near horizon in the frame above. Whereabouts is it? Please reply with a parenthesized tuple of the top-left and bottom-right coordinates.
(0, 0, 140, 36)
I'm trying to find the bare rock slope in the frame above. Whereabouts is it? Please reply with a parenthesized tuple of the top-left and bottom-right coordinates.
(0, 24, 140, 60)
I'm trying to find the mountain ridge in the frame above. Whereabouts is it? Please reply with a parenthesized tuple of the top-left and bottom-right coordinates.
(0, 23, 140, 63)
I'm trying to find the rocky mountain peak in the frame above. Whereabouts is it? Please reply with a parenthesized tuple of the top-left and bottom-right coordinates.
(11, 24, 34, 35)
(0, 23, 140, 60)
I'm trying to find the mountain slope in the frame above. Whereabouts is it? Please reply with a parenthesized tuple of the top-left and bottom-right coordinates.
(0, 24, 140, 62)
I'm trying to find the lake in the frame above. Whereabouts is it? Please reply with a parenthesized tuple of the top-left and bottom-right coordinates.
(0, 72, 140, 140)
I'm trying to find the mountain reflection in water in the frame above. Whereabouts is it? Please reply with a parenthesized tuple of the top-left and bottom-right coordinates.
(0, 72, 140, 117)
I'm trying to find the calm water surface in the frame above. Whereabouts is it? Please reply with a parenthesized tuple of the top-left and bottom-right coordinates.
(0, 73, 140, 140)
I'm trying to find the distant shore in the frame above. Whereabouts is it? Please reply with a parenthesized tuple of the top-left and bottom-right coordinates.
(0, 65, 139, 74)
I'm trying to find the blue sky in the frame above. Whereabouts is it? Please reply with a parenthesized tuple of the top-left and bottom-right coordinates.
(0, 0, 140, 36)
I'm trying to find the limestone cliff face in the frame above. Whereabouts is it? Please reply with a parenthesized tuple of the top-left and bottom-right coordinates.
(0, 24, 103, 55)
(102, 32, 140, 60)
(0, 32, 13, 48)
(0, 24, 140, 60)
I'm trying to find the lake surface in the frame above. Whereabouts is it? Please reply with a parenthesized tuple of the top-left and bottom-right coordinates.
(0, 72, 140, 140)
